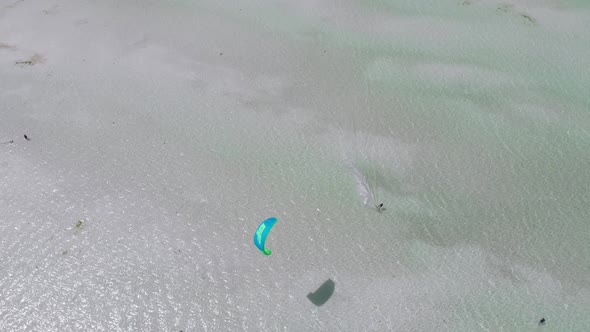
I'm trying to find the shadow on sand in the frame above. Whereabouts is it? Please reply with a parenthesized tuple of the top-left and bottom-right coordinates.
(307, 279, 335, 306)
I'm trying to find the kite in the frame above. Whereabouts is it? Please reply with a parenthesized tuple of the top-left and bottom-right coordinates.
(254, 217, 277, 255)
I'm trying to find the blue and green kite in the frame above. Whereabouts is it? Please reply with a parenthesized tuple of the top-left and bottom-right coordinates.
(254, 217, 277, 255)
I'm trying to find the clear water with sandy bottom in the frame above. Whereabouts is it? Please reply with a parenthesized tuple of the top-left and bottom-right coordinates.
(1, 0, 589, 330)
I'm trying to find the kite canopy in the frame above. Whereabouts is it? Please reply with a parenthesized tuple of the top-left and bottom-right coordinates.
(254, 217, 277, 255)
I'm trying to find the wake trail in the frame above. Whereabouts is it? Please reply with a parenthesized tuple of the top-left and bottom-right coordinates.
(336, 127, 377, 208)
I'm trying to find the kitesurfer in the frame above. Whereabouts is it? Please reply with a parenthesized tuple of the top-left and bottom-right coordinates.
(376, 203, 385, 212)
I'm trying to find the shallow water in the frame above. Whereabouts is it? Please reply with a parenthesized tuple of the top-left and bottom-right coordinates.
(1, 0, 589, 330)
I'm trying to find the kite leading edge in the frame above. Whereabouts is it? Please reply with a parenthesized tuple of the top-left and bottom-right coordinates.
(254, 217, 277, 255)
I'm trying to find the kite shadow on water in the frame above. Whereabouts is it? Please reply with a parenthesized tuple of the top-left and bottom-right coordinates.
(307, 279, 335, 306)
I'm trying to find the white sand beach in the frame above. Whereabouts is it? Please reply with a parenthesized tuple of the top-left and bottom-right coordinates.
(1, 0, 589, 330)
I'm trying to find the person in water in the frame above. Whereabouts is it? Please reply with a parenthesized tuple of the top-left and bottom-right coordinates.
(376, 203, 385, 212)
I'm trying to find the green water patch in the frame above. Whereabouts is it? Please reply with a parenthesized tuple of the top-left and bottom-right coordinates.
(172, 0, 590, 288)
(404, 103, 590, 287)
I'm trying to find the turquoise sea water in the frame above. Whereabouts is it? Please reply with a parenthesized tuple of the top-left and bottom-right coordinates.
(191, 0, 590, 329)
(1, 0, 588, 330)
